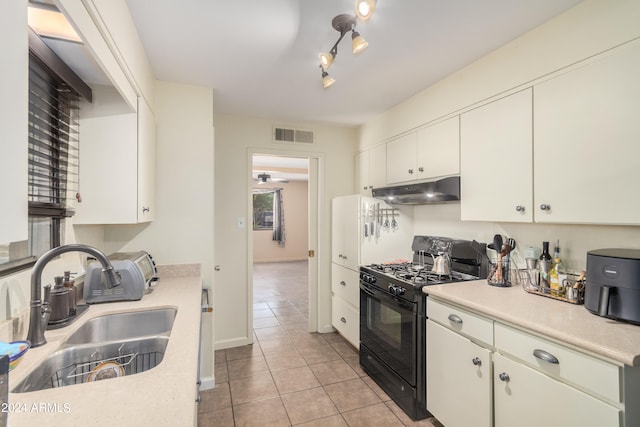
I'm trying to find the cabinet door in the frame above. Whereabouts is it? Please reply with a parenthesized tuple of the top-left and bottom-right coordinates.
(369, 144, 387, 189)
(356, 150, 371, 195)
(534, 41, 640, 224)
(494, 352, 620, 427)
(386, 132, 417, 184)
(75, 112, 138, 224)
(460, 89, 533, 222)
(417, 117, 460, 179)
(426, 320, 492, 427)
(0, 0, 28, 244)
(137, 97, 156, 222)
(331, 195, 359, 270)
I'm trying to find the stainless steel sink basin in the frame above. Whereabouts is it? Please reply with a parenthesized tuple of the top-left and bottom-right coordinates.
(12, 336, 169, 393)
(63, 308, 176, 345)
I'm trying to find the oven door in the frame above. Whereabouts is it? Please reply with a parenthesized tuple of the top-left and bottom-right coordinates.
(360, 282, 417, 386)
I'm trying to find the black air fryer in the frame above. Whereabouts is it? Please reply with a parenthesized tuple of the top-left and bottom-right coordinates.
(585, 249, 640, 325)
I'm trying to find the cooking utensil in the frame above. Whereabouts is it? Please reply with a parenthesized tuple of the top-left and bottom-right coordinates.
(492, 235, 503, 254)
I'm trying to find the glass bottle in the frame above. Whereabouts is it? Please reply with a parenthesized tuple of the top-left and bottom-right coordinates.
(549, 241, 565, 297)
(539, 241, 552, 291)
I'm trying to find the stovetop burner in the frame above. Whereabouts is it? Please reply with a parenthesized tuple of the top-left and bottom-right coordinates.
(365, 263, 476, 287)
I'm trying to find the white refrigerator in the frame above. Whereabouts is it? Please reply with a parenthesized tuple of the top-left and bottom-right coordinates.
(331, 194, 413, 347)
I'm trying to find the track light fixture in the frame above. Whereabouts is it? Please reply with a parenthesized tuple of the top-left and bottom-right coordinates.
(318, 1, 376, 89)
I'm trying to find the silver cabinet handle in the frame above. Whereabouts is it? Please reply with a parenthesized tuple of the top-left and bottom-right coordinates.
(533, 349, 559, 364)
(214, 265, 221, 271)
(418, 167, 424, 173)
(447, 314, 463, 325)
(540, 204, 551, 211)
(408, 169, 414, 174)
(340, 281, 347, 287)
(515, 205, 525, 212)
(363, 186, 368, 190)
(142, 206, 150, 213)
(499, 372, 510, 382)
(340, 317, 347, 323)
(472, 357, 481, 366)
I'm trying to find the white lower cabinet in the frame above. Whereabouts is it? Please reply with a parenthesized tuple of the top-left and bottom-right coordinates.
(426, 297, 634, 427)
(493, 352, 620, 427)
(331, 295, 359, 348)
(426, 320, 492, 427)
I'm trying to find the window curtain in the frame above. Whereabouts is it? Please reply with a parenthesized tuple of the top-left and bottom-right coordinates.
(272, 189, 285, 247)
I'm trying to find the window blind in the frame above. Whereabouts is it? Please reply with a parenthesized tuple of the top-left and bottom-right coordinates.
(28, 53, 79, 217)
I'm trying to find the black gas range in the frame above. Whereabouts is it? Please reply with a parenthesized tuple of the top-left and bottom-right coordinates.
(359, 236, 487, 421)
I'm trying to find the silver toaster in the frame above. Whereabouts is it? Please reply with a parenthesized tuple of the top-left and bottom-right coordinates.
(84, 251, 158, 304)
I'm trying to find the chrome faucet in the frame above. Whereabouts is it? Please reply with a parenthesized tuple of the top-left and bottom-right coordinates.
(27, 244, 121, 347)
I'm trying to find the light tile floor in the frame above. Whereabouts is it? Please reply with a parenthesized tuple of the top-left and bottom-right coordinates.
(198, 261, 442, 426)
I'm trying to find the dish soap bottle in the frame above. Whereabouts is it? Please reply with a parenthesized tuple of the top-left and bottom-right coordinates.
(63, 271, 77, 316)
(549, 241, 564, 297)
(539, 241, 552, 291)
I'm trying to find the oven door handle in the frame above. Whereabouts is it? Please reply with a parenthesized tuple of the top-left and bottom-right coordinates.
(361, 285, 376, 298)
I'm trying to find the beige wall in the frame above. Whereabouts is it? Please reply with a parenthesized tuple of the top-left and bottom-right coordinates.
(359, 0, 640, 269)
(103, 81, 215, 383)
(213, 113, 356, 349)
(253, 180, 309, 263)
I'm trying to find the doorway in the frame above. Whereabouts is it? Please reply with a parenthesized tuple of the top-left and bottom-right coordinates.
(248, 152, 319, 337)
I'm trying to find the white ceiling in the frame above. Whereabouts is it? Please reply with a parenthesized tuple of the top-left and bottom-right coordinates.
(125, 0, 583, 127)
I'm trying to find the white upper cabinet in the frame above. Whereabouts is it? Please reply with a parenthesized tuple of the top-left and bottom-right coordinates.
(386, 132, 418, 184)
(75, 97, 156, 224)
(533, 41, 640, 225)
(387, 117, 460, 185)
(0, 0, 28, 244)
(137, 97, 156, 222)
(357, 144, 386, 195)
(460, 89, 533, 222)
(416, 116, 460, 179)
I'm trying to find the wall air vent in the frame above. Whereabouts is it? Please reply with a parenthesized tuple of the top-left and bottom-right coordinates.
(273, 126, 315, 144)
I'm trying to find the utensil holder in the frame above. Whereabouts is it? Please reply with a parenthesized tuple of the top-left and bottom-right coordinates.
(487, 257, 511, 287)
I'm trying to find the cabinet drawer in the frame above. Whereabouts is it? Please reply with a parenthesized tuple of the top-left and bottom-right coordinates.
(332, 296, 359, 348)
(427, 298, 493, 346)
(331, 263, 360, 308)
(495, 323, 621, 403)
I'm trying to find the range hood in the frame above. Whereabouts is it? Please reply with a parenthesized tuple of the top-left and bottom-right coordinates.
(371, 176, 460, 205)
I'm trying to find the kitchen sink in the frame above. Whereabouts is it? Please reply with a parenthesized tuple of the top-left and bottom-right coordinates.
(12, 336, 169, 393)
(63, 308, 177, 345)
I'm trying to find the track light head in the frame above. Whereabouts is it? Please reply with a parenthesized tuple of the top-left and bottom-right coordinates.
(355, 0, 377, 20)
(319, 49, 336, 69)
(321, 67, 336, 89)
(351, 30, 368, 54)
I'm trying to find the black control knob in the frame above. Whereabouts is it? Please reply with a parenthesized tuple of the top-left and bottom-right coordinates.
(387, 285, 405, 296)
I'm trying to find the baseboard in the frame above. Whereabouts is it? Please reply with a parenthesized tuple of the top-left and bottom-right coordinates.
(253, 258, 308, 263)
(199, 376, 215, 391)
(214, 336, 253, 350)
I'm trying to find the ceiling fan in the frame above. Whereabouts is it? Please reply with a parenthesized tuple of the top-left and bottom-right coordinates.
(255, 172, 289, 184)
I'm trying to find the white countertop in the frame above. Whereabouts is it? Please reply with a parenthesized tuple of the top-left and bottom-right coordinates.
(7, 266, 202, 426)
(424, 280, 640, 367)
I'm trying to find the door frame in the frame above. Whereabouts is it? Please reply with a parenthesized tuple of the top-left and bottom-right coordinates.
(247, 148, 324, 337)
